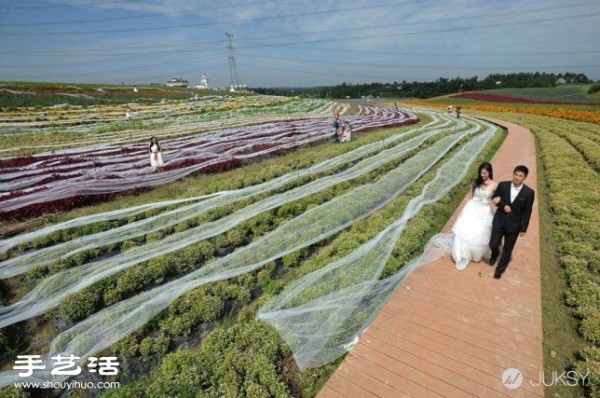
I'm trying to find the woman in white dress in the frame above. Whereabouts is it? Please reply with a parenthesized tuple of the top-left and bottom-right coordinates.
(338, 121, 352, 142)
(450, 162, 497, 270)
(149, 136, 165, 172)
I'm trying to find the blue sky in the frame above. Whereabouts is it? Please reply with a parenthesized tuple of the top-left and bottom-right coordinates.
(0, 0, 599, 87)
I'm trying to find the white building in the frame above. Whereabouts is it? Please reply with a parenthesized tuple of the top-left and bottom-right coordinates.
(229, 84, 248, 93)
(166, 77, 189, 87)
(194, 74, 209, 89)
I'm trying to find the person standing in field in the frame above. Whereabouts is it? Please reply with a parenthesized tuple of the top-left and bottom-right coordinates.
(338, 121, 352, 142)
(332, 106, 341, 142)
(149, 136, 165, 172)
(125, 106, 133, 119)
(448, 105, 453, 114)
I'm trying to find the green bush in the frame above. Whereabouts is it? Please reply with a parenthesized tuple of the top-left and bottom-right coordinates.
(0, 387, 31, 398)
(257, 269, 272, 288)
(574, 345, 600, 397)
(60, 290, 101, 322)
(160, 289, 225, 336)
(24, 265, 48, 281)
(145, 231, 164, 243)
(235, 273, 256, 290)
(121, 240, 138, 252)
(282, 247, 309, 268)
(142, 322, 292, 398)
(588, 84, 600, 94)
(114, 266, 154, 295)
(565, 272, 600, 319)
(113, 335, 139, 359)
(139, 334, 171, 360)
(523, 117, 600, 397)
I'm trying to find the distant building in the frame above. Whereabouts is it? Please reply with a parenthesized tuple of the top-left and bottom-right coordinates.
(229, 84, 248, 93)
(194, 74, 209, 89)
(166, 78, 189, 87)
(556, 77, 567, 85)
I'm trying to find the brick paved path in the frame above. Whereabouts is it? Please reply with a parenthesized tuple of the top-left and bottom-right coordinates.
(318, 117, 543, 398)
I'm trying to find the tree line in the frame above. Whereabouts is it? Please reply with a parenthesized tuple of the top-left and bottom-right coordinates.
(254, 72, 593, 99)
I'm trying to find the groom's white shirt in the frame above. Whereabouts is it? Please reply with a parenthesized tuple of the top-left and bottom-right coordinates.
(510, 182, 522, 203)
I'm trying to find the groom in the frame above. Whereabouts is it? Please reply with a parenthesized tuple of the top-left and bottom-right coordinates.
(489, 165, 535, 279)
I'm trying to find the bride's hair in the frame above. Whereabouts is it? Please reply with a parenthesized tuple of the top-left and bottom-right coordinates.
(149, 136, 161, 151)
(474, 162, 493, 191)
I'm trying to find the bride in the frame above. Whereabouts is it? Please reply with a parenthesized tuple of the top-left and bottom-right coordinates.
(449, 162, 497, 270)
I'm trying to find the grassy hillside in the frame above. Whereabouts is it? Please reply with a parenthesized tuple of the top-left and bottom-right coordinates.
(0, 81, 248, 108)
(479, 85, 600, 104)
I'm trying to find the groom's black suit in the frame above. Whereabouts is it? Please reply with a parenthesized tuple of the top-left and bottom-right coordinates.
(489, 181, 535, 277)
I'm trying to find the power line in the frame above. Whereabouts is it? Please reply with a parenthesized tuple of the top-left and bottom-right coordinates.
(2, 4, 597, 60)
(2, 61, 224, 79)
(2, 4, 599, 82)
(236, 1, 600, 45)
(242, 64, 429, 81)
(0, 45, 227, 57)
(237, 52, 600, 70)
(0, 0, 291, 26)
(237, 12, 600, 50)
(285, 46, 600, 57)
(2, 2, 598, 55)
(0, 0, 443, 35)
(0, 0, 126, 11)
(0, 52, 226, 69)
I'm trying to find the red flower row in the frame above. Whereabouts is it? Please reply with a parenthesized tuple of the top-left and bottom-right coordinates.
(450, 92, 598, 106)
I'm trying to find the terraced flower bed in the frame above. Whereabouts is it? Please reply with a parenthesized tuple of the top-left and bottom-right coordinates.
(0, 105, 418, 219)
(451, 91, 599, 106)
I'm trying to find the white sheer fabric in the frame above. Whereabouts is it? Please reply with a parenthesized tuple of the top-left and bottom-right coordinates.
(257, 122, 497, 371)
(0, 111, 499, 388)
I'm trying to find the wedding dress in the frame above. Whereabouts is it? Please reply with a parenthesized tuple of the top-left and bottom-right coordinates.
(448, 186, 494, 270)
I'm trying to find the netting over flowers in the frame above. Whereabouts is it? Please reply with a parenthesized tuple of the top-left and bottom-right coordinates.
(257, 123, 496, 370)
(0, 105, 417, 215)
(0, 109, 498, 388)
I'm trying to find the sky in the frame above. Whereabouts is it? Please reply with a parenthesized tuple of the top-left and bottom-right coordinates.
(0, 0, 599, 87)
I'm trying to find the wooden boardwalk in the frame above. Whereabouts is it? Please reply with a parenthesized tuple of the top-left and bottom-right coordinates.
(318, 117, 543, 398)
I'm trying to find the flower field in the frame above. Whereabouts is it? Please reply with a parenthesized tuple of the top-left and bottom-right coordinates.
(0, 81, 219, 108)
(407, 99, 600, 124)
(0, 100, 418, 219)
(451, 91, 600, 106)
(0, 107, 505, 397)
(496, 114, 600, 397)
(479, 85, 600, 104)
(0, 95, 327, 155)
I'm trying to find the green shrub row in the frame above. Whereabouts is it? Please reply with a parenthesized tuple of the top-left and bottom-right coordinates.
(105, 320, 293, 398)
(531, 122, 600, 396)
(543, 123, 600, 173)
